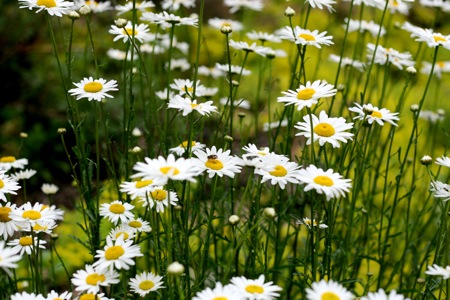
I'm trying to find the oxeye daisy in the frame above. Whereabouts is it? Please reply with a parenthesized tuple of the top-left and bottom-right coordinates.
(194, 146, 242, 178)
(366, 43, 415, 70)
(75, 293, 113, 300)
(45, 290, 72, 300)
(0, 156, 28, 171)
(140, 11, 198, 28)
(11, 292, 45, 300)
(115, 0, 154, 15)
(329, 54, 365, 72)
(295, 110, 354, 148)
(139, 187, 179, 213)
(297, 217, 328, 229)
(306, 279, 354, 300)
(169, 79, 207, 97)
(421, 61, 450, 78)
(348, 103, 400, 126)
(0, 240, 22, 275)
(31, 220, 57, 234)
(297, 165, 352, 200)
(11, 169, 36, 181)
(361, 288, 409, 300)
(0, 203, 20, 239)
(277, 26, 334, 48)
(41, 183, 59, 195)
(161, 0, 195, 10)
(73, 0, 112, 12)
(168, 95, 218, 116)
(11, 202, 57, 228)
(93, 235, 143, 272)
(71, 264, 120, 294)
(230, 274, 282, 300)
(170, 140, 206, 156)
(0, 171, 21, 202)
(430, 181, 450, 201)
(208, 18, 244, 32)
(246, 31, 281, 43)
(404, 24, 450, 49)
(99, 200, 134, 225)
(18, 0, 74, 17)
(8, 235, 47, 256)
(224, 0, 264, 13)
(435, 155, 450, 168)
(278, 80, 337, 111)
(254, 153, 301, 189)
(215, 63, 252, 76)
(229, 40, 270, 56)
(193, 282, 244, 300)
(68, 77, 118, 102)
(109, 225, 136, 241)
(425, 264, 450, 279)
(109, 21, 152, 43)
(305, 0, 336, 12)
(119, 178, 163, 200)
(129, 271, 165, 296)
(123, 217, 152, 233)
(241, 143, 271, 167)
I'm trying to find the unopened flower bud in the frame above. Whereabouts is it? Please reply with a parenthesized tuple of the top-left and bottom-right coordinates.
(57, 128, 67, 135)
(232, 80, 239, 87)
(263, 207, 276, 219)
(229, 215, 240, 225)
(115, 18, 128, 28)
(20, 132, 28, 139)
(224, 135, 233, 142)
(68, 10, 80, 20)
(79, 4, 92, 15)
(420, 155, 432, 165)
(337, 84, 345, 92)
(284, 6, 295, 17)
(437, 108, 445, 116)
(410, 104, 419, 112)
(238, 112, 246, 119)
(265, 50, 276, 59)
(221, 25, 232, 34)
(167, 262, 184, 275)
(132, 127, 142, 137)
(174, 205, 182, 211)
(406, 66, 417, 74)
(131, 146, 142, 153)
(416, 278, 425, 284)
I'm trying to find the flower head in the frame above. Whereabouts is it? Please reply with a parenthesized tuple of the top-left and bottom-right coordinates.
(168, 95, 218, 116)
(254, 153, 301, 189)
(93, 235, 143, 272)
(306, 279, 354, 300)
(194, 146, 242, 178)
(8, 235, 47, 256)
(193, 282, 244, 300)
(139, 187, 179, 213)
(361, 288, 410, 300)
(297, 217, 328, 229)
(0, 203, 20, 239)
(141, 11, 198, 28)
(109, 21, 152, 43)
(0, 240, 22, 275)
(0, 156, 28, 171)
(19, 0, 74, 17)
(278, 26, 334, 48)
(278, 80, 337, 110)
(306, 0, 336, 12)
(425, 264, 450, 279)
(349, 103, 399, 126)
(230, 274, 282, 300)
(430, 181, 450, 201)
(130, 271, 165, 296)
(69, 77, 118, 102)
(99, 200, 134, 225)
(0, 171, 21, 202)
(71, 264, 120, 294)
(208, 18, 243, 32)
(170, 141, 206, 156)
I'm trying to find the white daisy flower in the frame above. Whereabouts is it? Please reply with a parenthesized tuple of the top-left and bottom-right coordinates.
(278, 80, 337, 110)
(348, 103, 400, 126)
(388, 0, 410, 14)
(31, 219, 58, 234)
(361, 288, 410, 300)
(141, 11, 198, 28)
(18, 0, 74, 17)
(129, 271, 165, 296)
(277, 26, 334, 48)
(109, 225, 136, 241)
(45, 290, 72, 300)
(167, 58, 190, 71)
(0, 240, 22, 276)
(255, 153, 301, 189)
(123, 217, 152, 233)
(0, 171, 21, 202)
(11, 292, 45, 300)
(366, 43, 415, 70)
(220, 98, 251, 110)
(230, 274, 282, 300)
(11, 202, 58, 228)
(119, 178, 163, 200)
(430, 181, 450, 201)
(421, 61, 450, 79)
(306, 0, 336, 12)
(418, 110, 444, 123)
(404, 24, 450, 49)
(263, 120, 288, 132)
(71, 264, 120, 294)
(425, 264, 450, 279)
(198, 66, 224, 79)
(99, 200, 134, 225)
(295, 110, 354, 148)
(106, 48, 137, 61)
(68, 77, 118, 102)
(297, 165, 352, 200)
(170, 140, 206, 156)
(435, 155, 450, 168)
(215, 63, 252, 76)
(74, 293, 113, 300)
(329, 54, 365, 72)
(0, 156, 28, 171)
(241, 143, 271, 167)
(168, 95, 218, 116)
(73, 0, 112, 12)
(8, 235, 47, 256)
(229, 40, 270, 56)
(297, 217, 328, 229)
(208, 18, 243, 31)
(161, 0, 195, 11)
(194, 146, 242, 178)
(0, 203, 21, 239)
(224, 0, 264, 13)
(246, 31, 281, 43)
(41, 183, 59, 195)
(193, 282, 244, 300)
(115, 0, 154, 15)
(306, 279, 354, 300)
(169, 79, 207, 97)
(93, 235, 143, 272)
(345, 19, 386, 37)
(11, 169, 36, 180)
(109, 21, 152, 43)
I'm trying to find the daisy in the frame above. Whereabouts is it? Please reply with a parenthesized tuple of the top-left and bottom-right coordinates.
(421, 61, 450, 79)
(0, 203, 20, 239)
(241, 143, 271, 167)
(254, 153, 301, 189)
(93, 235, 143, 272)
(215, 63, 252, 76)
(419, 110, 444, 123)
(45, 290, 72, 300)
(71, 264, 120, 294)
(167, 58, 190, 71)
(295, 110, 354, 148)
(278, 80, 337, 110)
(18, 0, 74, 17)
(230, 274, 282, 300)
(123, 217, 152, 233)
(106, 48, 137, 61)
(141, 11, 198, 28)
(11, 292, 45, 300)
(133, 154, 202, 184)
(435, 155, 450, 168)
(297, 165, 352, 200)
(119, 178, 163, 200)
(11, 169, 36, 181)
(425, 264, 450, 279)
(388, 0, 410, 14)
(306, 279, 354, 300)
(297, 217, 328, 229)
(99, 200, 134, 225)
(170, 79, 207, 97)
(161, 0, 195, 11)
(247, 31, 281, 43)
(109, 225, 136, 241)
(329, 54, 365, 72)
(41, 183, 59, 195)
(31, 219, 58, 234)
(348, 103, 400, 126)
(0, 171, 21, 202)
(208, 18, 244, 32)
(224, 0, 264, 13)
(193, 282, 244, 300)
(345, 19, 386, 37)
(220, 98, 251, 110)
(305, 0, 336, 12)
(168, 95, 218, 116)
(109, 21, 152, 43)
(8, 235, 47, 256)
(361, 288, 409, 300)
(198, 66, 223, 78)
(75, 293, 113, 300)
(229, 40, 270, 56)
(263, 120, 288, 132)
(194, 146, 242, 178)
(0, 240, 22, 275)
(170, 140, 206, 156)
(258, 47, 288, 58)
(0, 156, 28, 171)
(129, 271, 165, 296)
(11, 202, 58, 228)
(115, 1, 154, 15)
(73, 0, 111, 12)
(430, 181, 450, 201)
(277, 26, 334, 48)
(68, 77, 118, 102)
(405, 25, 450, 49)
(366, 43, 414, 70)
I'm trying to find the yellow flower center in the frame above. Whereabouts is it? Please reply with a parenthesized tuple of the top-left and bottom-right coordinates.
(299, 33, 316, 41)
(105, 245, 125, 260)
(391, 0, 399, 6)
(37, 0, 56, 7)
(180, 141, 196, 148)
(314, 123, 336, 137)
(115, 232, 129, 240)
(0, 180, 4, 189)
(128, 220, 142, 228)
(0, 207, 12, 222)
(123, 28, 137, 36)
(83, 82, 103, 93)
(86, 273, 106, 285)
(371, 111, 382, 118)
(33, 223, 48, 231)
(160, 166, 180, 175)
(322, 291, 340, 300)
(296, 88, 316, 100)
(205, 159, 224, 170)
(19, 236, 33, 246)
(139, 280, 155, 290)
(257, 151, 267, 156)
(184, 86, 194, 93)
(269, 165, 288, 177)
(109, 203, 125, 214)
(150, 189, 167, 201)
(245, 284, 264, 294)
(190, 103, 199, 108)
(314, 175, 334, 187)
(79, 294, 97, 300)
(434, 35, 447, 43)
(135, 179, 153, 189)
(222, 22, 231, 27)
(213, 297, 228, 300)
(438, 61, 445, 68)
(0, 156, 16, 163)
(23, 210, 42, 220)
